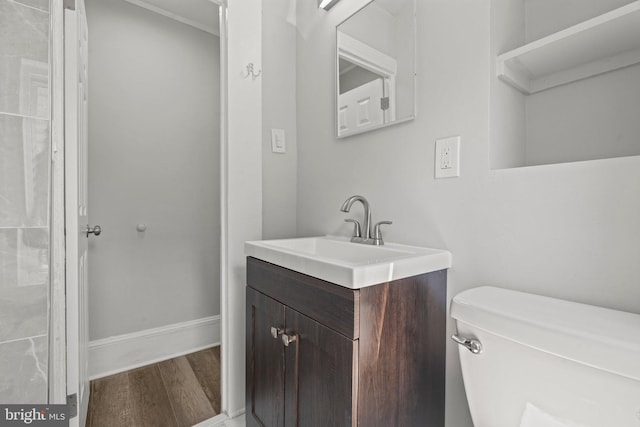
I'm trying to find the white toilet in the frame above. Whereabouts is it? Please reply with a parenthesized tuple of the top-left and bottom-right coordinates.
(451, 286, 640, 427)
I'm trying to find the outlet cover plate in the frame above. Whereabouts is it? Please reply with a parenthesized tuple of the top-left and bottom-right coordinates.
(435, 136, 460, 178)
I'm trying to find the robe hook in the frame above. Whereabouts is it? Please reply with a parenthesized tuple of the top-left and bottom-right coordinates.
(243, 62, 261, 80)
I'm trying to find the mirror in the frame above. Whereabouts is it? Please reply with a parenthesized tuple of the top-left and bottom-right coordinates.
(336, 0, 416, 138)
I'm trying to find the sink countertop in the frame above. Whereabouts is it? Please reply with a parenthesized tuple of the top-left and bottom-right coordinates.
(245, 235, 452, 289)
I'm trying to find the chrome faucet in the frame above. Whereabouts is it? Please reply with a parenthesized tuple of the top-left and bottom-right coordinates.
(340, 195, 392, 245)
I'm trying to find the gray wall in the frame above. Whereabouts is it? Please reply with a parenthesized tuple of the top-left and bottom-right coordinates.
(86, 0, 221, 340)
(294, 2, 640, 427)
(0, 0, 51, 403)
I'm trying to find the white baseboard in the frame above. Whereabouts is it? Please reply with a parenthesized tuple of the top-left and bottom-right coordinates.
(191, 411, 245, 427)
(89, 315, 221, 380)
(191, 413, 228, 427)
(226, 409, 246, 421)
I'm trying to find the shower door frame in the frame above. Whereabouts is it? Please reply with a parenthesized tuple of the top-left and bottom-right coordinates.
(49, 0, 246, 425)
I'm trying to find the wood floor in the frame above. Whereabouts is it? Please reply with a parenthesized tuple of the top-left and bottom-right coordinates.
(86, 347, 221, 427)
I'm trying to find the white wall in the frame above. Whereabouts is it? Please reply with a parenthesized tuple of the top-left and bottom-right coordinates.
(226, 0, 263, 416)
(295, 2, 640, 427)
(86, 0, 221, 340)
(262, 0, 297, 240)
(490, 0, 526, 169)
(393, 1, 415, 121)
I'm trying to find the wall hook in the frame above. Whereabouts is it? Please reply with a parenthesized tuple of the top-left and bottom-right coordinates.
(243, 62, 262, 80)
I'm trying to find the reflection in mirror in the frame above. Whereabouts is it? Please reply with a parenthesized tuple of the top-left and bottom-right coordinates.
(336, 0, 416, 138)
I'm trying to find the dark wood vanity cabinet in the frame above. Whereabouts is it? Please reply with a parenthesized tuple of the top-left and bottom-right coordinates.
(246, 257, 446, 427)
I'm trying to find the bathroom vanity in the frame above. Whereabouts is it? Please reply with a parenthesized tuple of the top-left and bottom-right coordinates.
(245, 237, 449, 427)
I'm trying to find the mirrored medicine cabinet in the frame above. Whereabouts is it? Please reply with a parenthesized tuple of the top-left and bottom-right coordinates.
(335, 0, 416, 138)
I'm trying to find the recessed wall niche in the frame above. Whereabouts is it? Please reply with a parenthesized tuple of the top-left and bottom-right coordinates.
(490, 0, 640, 169)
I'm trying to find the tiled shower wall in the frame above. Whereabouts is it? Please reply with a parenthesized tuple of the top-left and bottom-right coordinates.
(0, 0, 51, 403)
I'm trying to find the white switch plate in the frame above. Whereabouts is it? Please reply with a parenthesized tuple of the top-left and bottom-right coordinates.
(435, 136, 460, 178)
(271, 129, 286, 153)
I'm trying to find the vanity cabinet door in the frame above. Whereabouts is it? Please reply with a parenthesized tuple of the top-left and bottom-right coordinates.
(284, 307, 357, 427)
(246, 288, 286, 427)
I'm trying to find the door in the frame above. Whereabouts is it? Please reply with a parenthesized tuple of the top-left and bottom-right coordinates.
(284, 308, 357, 427)
(337, 78, 384, 137)
(65, 1, 90, 425)
(246, 288, 286, 427)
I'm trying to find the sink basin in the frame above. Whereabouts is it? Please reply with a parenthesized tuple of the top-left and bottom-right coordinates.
(245, 236, 452, 289)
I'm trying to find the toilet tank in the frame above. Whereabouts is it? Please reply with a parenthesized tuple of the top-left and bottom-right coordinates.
(451, 286, 640, 427)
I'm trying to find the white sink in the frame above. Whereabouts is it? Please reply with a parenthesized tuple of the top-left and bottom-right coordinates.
(245, 236, 452, 289)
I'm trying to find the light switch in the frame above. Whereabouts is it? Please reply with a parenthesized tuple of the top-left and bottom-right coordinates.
(271, 129, 286, 153)
(435, 136, 460, 178)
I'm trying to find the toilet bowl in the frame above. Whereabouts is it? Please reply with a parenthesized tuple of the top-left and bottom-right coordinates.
(451, 286, 640, 427)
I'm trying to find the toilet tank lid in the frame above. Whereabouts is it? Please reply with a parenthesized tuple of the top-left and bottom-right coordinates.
(451, 286, 640, 382)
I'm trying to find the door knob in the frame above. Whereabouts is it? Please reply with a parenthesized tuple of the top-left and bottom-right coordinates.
(85, 225, 102, 237)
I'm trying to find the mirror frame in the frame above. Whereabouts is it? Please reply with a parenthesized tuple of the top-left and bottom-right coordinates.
(335, 0, 417, 139)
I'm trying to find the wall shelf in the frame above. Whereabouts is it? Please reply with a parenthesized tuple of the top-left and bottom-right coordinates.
(497, 1, 640, 95)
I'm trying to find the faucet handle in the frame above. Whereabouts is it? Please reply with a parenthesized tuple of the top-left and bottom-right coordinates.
(344, 219, 362, 238)
(373, 221, 392, 245)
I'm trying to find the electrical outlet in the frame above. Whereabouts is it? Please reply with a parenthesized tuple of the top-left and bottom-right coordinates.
(441, 147, 452, 169)
(435, 136, 460, 178)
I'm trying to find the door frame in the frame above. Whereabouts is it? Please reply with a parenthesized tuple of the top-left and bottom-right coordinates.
(49, 0, 235, 424)
(49, 0, 67, 406)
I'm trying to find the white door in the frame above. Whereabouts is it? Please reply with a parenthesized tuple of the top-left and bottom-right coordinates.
(65, 1, 91, 426)
(337, 78, 384, 137)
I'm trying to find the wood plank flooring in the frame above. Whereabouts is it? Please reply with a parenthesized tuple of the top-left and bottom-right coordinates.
(86, 347, 221, 427)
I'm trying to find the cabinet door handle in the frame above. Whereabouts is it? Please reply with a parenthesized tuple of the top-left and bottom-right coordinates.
(281, 333, 298, 346)
(270, 326, 284, 339)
